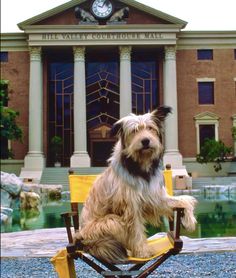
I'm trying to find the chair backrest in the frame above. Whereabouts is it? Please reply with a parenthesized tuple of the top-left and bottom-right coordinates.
(68, 169, 173, 204)
(163, 169, 173, 196)
(69, 175, 99, 203)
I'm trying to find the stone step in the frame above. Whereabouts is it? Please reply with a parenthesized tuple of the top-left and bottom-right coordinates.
(228, 162, 236, 176)
(40, 167, 236, 189)
(192, 176, 236, 187)
(40, 167, 106, 188)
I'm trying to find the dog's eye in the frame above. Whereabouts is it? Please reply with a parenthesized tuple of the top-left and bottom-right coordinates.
(129, 129, 137, 135)
(148, 126, 154, 131)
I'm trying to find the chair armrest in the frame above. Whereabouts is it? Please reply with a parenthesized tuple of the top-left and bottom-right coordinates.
(173, 207, 184, 239)
(61, 211, 79, 244)
(167, 207, 184, 253)
(61, 211, 78, 218)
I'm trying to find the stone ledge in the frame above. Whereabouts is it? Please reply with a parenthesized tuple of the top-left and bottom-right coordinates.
(1, 228, 235, 258)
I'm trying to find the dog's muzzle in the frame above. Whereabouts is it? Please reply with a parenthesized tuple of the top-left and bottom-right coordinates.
(141, 138, 151, 150)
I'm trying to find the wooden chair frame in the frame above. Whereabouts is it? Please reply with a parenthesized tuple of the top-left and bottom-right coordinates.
(61, 210, 183, 278)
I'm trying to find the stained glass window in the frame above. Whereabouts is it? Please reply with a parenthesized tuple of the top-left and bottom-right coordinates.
(131, 58, 158, 114)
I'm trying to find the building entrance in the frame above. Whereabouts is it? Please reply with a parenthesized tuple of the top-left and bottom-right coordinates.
(47, 49, 160, 167)
(86, 53, 119, 166)
(48, 60, 74, 167)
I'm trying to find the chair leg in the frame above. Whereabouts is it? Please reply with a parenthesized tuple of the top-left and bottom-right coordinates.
(67, 256, 76, 278)
(51, 249, 76, 278)
(136, 251, 172, 278)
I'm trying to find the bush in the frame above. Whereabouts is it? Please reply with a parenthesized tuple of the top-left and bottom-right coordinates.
(196, 139, 232, 172)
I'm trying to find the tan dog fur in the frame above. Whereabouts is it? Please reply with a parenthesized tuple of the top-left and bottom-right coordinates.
(74, 107, 197, 263)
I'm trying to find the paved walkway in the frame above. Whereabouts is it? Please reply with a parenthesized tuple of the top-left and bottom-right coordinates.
(1, 228, 236, 257)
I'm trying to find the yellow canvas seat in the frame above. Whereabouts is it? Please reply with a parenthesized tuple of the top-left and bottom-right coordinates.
(51, 169, 184, 278)
(128, 236, 174, 262)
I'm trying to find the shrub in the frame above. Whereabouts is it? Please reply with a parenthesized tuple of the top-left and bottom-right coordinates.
(196, 139, 232, 172)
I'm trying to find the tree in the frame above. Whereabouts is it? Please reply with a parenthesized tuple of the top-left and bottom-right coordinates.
(196, 138, 232, 172)
(0, 80, 22, 159)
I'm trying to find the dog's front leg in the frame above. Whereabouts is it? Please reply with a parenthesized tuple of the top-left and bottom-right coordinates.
(162, 195, 197, 231)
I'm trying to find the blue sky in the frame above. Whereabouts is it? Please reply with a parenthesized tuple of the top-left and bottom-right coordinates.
(1, 0, 236, 32)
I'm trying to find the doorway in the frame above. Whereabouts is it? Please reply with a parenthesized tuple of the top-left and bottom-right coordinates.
(91, 141, 115, 166)
(86, 50, 119, 166)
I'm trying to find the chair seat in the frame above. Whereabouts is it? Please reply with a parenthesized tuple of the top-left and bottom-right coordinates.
(128, 235, 174, 263)
(71, 235, 174, 264)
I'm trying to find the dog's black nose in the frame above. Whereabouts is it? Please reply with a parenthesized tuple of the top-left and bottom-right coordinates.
(141, 138, 150, 147)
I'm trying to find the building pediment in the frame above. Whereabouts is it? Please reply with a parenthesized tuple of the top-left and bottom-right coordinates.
(18, 0, 187, 30)
(194, 111, 220, 121)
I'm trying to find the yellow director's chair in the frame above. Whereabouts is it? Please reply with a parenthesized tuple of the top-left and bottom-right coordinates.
(51, 168, 184, 278)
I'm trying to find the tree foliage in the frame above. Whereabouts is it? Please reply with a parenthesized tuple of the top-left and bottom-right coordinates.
(196, 138, 232, 172)
(0, 80, 23, 158)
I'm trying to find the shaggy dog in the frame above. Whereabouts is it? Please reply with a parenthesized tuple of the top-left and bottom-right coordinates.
(74, 106, 197, 263)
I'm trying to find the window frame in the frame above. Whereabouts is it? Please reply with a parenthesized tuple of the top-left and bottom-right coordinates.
(194, 112, 220, 154)
(0, 52, 9, 62)
(197, 78, 215, 105)
(197, 49, 213, 60)
(199, 124, 216, 149)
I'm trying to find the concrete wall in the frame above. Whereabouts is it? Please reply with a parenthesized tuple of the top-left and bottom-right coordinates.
(1, 160, 24, 176)
(184, 158, 233, 177)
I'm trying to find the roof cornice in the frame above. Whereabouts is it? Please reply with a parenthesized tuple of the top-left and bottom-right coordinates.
(1, 33, 28, 51)
(177, 30, 236, 49)
(179, 30, 236, 37)
(22, 24, 183, 33)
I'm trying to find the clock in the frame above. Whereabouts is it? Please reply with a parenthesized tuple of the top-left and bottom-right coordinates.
(91, 0, 113, 19)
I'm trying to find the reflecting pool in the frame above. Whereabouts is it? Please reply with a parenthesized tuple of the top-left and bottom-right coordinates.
(2, 191, 236, 238)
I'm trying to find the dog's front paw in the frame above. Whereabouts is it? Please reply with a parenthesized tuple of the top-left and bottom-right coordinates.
(178, 195, 197, 208)
(182, 213, 197, 232)
(181, 196, 197, 231)
(73, 231, 84, 245)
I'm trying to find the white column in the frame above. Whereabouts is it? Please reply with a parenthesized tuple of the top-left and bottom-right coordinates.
(24, 46, 45, 170)
(70, 46, 90, 167)
(119, 46, 132, 117)
(163, 46, 183, 169)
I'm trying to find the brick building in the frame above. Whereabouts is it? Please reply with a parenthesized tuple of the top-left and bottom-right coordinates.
(1, 0, 236, 179)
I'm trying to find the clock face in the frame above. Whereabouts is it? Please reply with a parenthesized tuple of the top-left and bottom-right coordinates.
(91, 0, 113, 19)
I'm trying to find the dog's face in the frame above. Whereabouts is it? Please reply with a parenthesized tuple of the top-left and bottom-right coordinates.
(111, 106, 172, 167)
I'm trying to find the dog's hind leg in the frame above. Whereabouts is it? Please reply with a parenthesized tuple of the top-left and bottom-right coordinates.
(74, 214, 128, 263)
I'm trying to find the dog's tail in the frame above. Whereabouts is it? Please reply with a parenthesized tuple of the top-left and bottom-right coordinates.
(81, 237, 128, 263)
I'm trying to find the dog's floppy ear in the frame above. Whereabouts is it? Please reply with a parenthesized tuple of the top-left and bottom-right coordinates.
(110, 121, 123, 137)
(152, 106, 172, 121)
